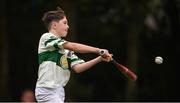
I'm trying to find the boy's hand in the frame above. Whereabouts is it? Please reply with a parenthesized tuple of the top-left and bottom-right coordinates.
(98, 49, 108, 56)
(99, 49, 113, 62)
(100, 54, 113, 62)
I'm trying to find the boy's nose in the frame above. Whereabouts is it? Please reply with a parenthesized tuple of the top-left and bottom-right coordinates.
(67, 25, 69, 29)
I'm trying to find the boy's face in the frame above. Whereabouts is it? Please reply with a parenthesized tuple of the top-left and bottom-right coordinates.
(54, 16, 69, 37)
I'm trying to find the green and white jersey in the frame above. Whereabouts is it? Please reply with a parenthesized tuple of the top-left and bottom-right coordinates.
(36, 33, 84, 88)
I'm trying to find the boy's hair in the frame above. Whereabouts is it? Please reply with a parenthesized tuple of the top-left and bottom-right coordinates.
(42, 7, 66, 30)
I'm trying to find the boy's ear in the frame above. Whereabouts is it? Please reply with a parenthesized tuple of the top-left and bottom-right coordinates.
(51, 21, 57, 29)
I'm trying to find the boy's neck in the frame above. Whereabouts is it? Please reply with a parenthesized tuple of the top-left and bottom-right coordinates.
(49, 30, 59, 37)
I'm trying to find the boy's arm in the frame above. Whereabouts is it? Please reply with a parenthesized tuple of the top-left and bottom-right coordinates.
(63, 42, 102, 54)
(72, 56, 111, 73)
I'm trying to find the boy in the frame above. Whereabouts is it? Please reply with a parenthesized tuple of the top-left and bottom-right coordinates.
(35, 7, 112, 102)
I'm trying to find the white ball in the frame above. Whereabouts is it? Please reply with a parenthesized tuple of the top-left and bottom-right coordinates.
(155, 56, 163, 64)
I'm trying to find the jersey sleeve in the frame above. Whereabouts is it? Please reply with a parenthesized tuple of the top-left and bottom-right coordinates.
(67, 51, 85, 69)
(44, 35, 67, 50)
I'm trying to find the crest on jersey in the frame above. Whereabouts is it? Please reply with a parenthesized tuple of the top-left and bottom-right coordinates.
(60, 55, 69, 69)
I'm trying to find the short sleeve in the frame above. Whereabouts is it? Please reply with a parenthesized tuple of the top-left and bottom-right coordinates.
(67, 51, 85, 68)
(44, 35, 67, 50)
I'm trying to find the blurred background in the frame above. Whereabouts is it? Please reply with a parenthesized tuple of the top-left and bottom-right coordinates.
(0, 0, 179, 102)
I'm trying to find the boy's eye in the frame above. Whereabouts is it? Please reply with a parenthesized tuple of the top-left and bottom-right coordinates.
(63, 21, 68, 24)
